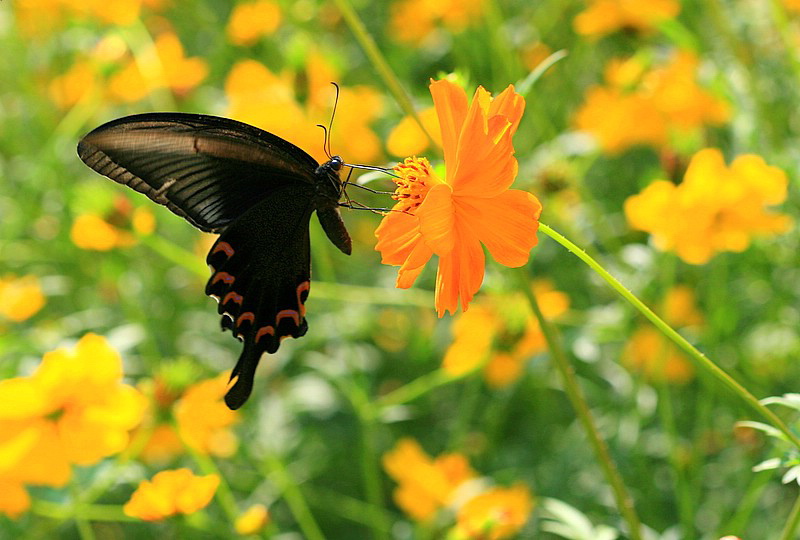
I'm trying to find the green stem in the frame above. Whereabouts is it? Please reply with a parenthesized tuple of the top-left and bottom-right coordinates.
(538, 222, 800, 449)
(330, 0, 434, 144)
(780, 490, 800, 540)
(262, 453, 326, 540)
(519, 271, 643, 540)
(375, 369, 466, 409)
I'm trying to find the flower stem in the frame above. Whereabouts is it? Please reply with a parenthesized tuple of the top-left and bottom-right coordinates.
(519, 271, 643, 540)
(262, 453, 326, 540)
(330, 0, 435, 144)
(780, 490, 800, 540)
(538, 222, 800, 449)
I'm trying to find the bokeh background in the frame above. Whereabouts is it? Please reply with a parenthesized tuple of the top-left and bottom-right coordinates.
(1, 0, 799, 538)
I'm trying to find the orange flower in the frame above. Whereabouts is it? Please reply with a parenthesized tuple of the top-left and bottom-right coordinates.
(235, 503, 271, 535)
(227, 0, 282, 45)
(625, 148, 792, 264)
(452, 484, 534, 539)
(0, 274, 46, 322)
(386, 107, 442, 157)
(443, 281, 569, 387)
(382, 438, 475, 521)
(574, 51, 729, 154)
(175, 372, 240, 457)
(123, 468, 220, 521)
(623, 286, 704, 383)
(390, 0, 485, 44)
(224, 54, 382, 165)
(0, 334, 146, 516)
(375, 79, 542, 316)
(574, 0, 680, 38)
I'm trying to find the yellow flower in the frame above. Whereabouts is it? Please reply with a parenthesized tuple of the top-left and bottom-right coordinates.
(623, 285, 703, 384)
(386, 107, 442, 157)
(0, 334, 146, 516)
(107, 32, 208, 103)
(783, 0, 800, 12)
(0, 481, 30, 518)
(574, 0, 680, 38)
(224, 53, 383, 165)
(390, 0, 485, 44)
(575, 51, 729, 154)
(375, 79, 542, 316)
(383, 438, 475, 521)
(443, 281, 569, 387)
(124, 468, 220, 521)
(235, 503, 271, 535)
(452, 484, 534, 540)
(71, 214, 130, 250)
(625, 148, 792, 264)
(227, 0, 282, 45)
(175, 372, 240, 457)
(0, 275, 46, 322)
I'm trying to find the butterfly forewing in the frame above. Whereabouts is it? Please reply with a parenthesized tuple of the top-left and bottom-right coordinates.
(77, 113, 320, 232)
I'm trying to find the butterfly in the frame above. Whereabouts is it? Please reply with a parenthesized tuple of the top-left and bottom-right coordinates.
(77, 112, 353, 409)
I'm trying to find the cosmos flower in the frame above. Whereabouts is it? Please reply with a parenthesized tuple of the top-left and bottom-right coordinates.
(375, 79, 542, 316)
(123, 468, 220, 521)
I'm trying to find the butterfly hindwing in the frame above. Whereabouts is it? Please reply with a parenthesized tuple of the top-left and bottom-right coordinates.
(205, 185, 316, 409)
(77, 113, 320, 233)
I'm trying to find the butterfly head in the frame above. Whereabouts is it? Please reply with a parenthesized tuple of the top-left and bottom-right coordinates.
(316, 155, 346, 200)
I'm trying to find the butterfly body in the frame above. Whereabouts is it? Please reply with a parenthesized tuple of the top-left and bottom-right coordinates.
(77, 113, 351, 409)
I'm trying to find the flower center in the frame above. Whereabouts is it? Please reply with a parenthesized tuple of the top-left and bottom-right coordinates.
(391, 157, 442, 212)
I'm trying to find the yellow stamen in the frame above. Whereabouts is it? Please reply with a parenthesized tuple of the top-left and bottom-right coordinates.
(391, 156, 443, 212)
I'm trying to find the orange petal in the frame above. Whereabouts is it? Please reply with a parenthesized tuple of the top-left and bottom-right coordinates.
(488, 85, 525, 134)
(430, 79, 467, 173)
(434, 224, 485, 317)
(375, 210, 422, 265)
(457, 189, 542, 267)
(451, 121, 518, 198)
(397, 240, 433, 289)
(416, 183, 455, 256)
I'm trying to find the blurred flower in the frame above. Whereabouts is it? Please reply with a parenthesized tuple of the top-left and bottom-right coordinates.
(625, 148, 792, 264)
(450, 484, 534, 540)
(136, 372, 239, 463)
(575, 51, 729, 154)
(0, 334, 146, 516)
(375, 79, 542, 316)
(624, 286, 704, 384)
(227, 0, 282, 45)
(107, 32, 208, 102)
(175, 372, 240, 457)
(443, 281, 569, 387)
(383, 438, 475, 521)
(390, 0, 484, 44)
(70, 199, 156, 251)
(386, 107, 442, 157)
(123, 468, 220, 521)
(784, 0, 800, 12)
(15, 0, 145, 38)
(0, 274, 46, 322)
(224, 53, 382, 165)
(49, 60, 99, 109)
(71, 214, 133, 250)
(235, 503, 271, 535)
(574, 0, 680, 38)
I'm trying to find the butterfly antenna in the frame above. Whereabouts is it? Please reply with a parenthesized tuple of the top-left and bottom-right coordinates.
(316, 124, 332, 159)
(327, 82, 340, 158)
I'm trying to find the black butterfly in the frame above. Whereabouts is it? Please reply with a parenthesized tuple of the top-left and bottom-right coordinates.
(77, 113, 352, 409)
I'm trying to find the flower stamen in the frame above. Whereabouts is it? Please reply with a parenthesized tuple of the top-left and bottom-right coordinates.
(391, 157, 442, 213)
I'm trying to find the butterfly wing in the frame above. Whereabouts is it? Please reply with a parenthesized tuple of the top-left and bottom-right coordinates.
(205, 185, 316, 409)
(77, 112, 320, 233)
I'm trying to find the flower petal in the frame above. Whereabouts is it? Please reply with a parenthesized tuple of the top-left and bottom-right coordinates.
(430, 79, 468, 171)
(457, 189, 542, 267)
(397, 240, 433, 289)
(488, 84, 525, 134)
(451, 113, 518, 198)
(434, 224, 485, 317)
(375, 210, 423, 266)
(416, 183, 455, 256)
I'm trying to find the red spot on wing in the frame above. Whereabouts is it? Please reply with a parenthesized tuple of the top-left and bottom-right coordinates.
(212, 272, 235, 285)
(237, 312, 255, 325)
(212, 241, 235, 257)
(277, 309, 300, 326)
(296, 281, 310, 317)
(223, 291, 243, 305)
(255, 326, 275, 342)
